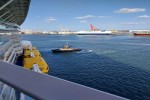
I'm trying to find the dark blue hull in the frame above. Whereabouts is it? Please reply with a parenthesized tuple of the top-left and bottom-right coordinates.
(52, 48, 82, 53)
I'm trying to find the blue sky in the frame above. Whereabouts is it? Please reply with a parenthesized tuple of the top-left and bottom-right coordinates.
(21, 0, 150, 31)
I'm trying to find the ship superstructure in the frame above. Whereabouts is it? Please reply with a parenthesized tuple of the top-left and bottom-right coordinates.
(0, 0, 31, 99)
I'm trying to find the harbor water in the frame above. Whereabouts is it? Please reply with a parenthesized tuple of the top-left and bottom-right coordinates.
(23, 34, 150, 100)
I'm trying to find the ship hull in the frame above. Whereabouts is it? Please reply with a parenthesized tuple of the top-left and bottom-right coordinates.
(76, 31, 112, 35)
(77, 33, 111, 35)
(52, 48, 82, 53)
(133, 33, 150, 36)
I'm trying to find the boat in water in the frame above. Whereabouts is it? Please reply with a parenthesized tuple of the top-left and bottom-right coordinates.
(52, 44, 82, 53)
(130, 30, 150, 36)
(76, 24, 112, 35)
(23, 45, 49, 74)
(133, 33, 150, 36)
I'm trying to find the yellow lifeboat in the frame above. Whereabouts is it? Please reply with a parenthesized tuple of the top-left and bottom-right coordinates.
(23, 56, 49, 74)
(24, 48, 41, 58)
(23, 47, 49, 74)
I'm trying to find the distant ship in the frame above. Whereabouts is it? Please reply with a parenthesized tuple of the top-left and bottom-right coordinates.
(130, 30, 150, 36)
(76, 24, 112, 35)
(133, 33, 150, 36)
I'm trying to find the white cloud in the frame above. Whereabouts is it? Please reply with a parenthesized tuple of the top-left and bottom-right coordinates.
(138, 15, 150, 19)
(80, 20, 87, 23)
(45, 17, 57, 22)
(122, 22, 145, 25)
(98, 16, 112, 18)
(76, 15, 95, 19)
(115, 8, 145, 13)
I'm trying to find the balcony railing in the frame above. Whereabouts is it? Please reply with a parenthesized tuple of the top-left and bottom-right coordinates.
(0, 61, 128, 100)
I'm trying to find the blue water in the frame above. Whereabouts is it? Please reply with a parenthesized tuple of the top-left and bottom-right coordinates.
(23, 34, 150, 100)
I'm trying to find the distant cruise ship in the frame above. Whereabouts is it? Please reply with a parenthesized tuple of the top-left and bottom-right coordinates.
(76, 24, 112, 35)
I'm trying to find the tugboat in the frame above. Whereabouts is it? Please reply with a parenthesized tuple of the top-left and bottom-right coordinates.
(51, 44, 82, 53)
